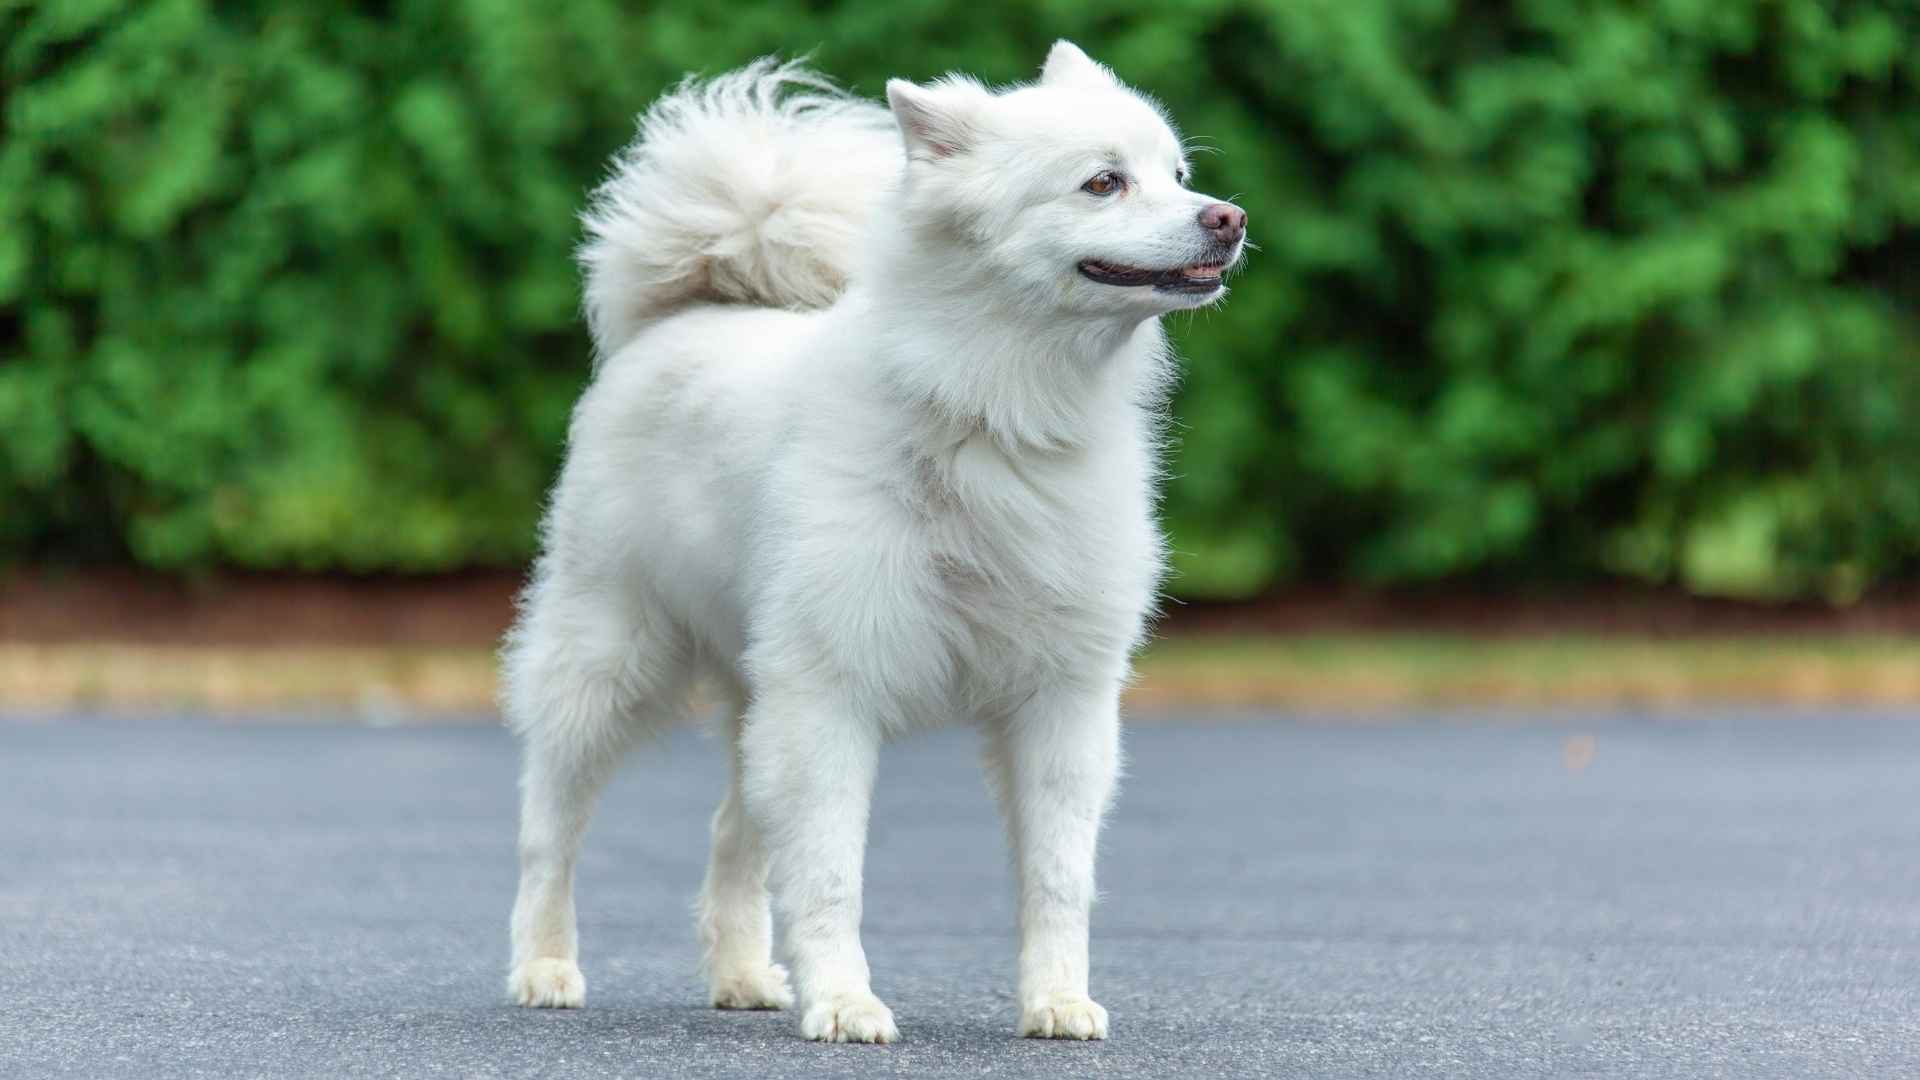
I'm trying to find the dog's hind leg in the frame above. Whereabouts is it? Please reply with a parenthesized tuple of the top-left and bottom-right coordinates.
(501, 581, 687, 1008)
(696, 691, 794, 1009)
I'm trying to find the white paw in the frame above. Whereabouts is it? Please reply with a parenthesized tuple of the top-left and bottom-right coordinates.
(508, 958, 586, 1008)
(1020, 994, 1109, 1040)
(800, 991, 898, 1043)
(709, 962, 794, 1010)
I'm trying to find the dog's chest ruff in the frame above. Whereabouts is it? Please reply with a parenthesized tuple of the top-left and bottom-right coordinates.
(910, 434, 1150, 679)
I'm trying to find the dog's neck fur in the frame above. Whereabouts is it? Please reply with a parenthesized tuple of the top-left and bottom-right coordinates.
(855, 240, 1173, 457)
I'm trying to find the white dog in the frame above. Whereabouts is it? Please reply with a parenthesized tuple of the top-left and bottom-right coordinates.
(501, 41, 1247, 1043)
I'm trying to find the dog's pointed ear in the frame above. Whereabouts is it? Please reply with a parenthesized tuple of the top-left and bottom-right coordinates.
(886, 78, 984, 159)
(1040, 40, 1118, 90)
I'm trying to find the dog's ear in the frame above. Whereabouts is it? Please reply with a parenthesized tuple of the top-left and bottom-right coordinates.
(886, 78, 988, 160)
(1040, 40, 1119, 90)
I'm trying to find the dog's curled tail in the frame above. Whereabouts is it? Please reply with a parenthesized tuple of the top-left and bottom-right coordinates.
(578, 59, 901, 363)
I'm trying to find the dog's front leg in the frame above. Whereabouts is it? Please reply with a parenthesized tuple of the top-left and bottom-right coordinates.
(740, 694, 897, 1043)
(984, 681, 1122, 1039)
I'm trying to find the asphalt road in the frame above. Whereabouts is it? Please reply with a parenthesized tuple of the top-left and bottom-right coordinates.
(2, 711, 1916, 1079)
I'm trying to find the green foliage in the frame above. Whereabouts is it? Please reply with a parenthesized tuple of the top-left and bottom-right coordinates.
(4, 0, 1918, 597)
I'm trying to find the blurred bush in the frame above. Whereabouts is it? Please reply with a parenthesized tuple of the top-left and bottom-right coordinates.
(3, 1, 1917, 597)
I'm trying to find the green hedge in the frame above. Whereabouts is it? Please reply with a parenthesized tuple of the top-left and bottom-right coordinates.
(4, 1, 1918, 598)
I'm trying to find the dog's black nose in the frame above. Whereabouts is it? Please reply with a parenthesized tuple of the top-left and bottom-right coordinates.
(1198, 202, 1247, 246)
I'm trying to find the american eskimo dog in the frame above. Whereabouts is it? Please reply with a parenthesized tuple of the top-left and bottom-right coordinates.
(502, 41, 1247, 1042)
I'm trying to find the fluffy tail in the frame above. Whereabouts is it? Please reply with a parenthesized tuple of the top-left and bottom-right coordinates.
(578, 59, 902, 362)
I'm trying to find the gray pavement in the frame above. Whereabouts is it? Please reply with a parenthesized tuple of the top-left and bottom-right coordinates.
(1, 710, 1917, 1078)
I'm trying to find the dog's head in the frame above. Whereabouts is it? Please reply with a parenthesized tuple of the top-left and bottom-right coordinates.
(885, 41, 1246, 319)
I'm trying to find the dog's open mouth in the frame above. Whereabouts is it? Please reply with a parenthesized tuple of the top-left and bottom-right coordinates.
(1077, 259, 1227, 294)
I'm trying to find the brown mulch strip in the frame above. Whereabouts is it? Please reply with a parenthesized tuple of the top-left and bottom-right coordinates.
(6, 568, 1920, 646)
(5, 570, 1919, 716)
(0, 568, 521, 646)
(1165, 586, 1920, 639)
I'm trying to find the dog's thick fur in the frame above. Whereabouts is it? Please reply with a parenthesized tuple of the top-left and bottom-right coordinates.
(503, 42, 1246, 1043)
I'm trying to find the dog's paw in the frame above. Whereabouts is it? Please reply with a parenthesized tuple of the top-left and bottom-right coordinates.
(800, 991, 898, 1043)
(1020, 994, 1109, 1040)
(709, 962, 794, 1010)
(508, 958, 586, 1008)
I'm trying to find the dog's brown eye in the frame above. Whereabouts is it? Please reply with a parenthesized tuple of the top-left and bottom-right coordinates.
(1082, 171, 1121, 196)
